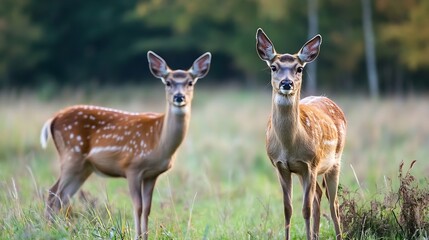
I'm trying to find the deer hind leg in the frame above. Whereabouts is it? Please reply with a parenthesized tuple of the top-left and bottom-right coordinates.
(46, 156, 92, 218)
(325, 165, 342, 240)
(46, 179, 60, 219)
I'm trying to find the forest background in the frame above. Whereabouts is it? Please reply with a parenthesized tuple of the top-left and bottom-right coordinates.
(1, 0, 428, 95)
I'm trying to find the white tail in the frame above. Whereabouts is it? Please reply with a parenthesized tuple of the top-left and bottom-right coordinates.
(40, 118, 52, 149)
(256, 28, 346, 240)
(42, 51, 211, 240)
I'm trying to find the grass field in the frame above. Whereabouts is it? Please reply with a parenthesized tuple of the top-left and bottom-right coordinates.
(0, 86, 428, 239)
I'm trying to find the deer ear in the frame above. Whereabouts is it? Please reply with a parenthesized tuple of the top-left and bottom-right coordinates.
(189, 52, 211, 80)
(147, 51, 169, 79)
(298, 35, 322, 64)
(256, 28, 277, 62)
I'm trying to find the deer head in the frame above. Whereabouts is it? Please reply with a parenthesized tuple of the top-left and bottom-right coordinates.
(147, 51, 211, 113)
(256, 28, 322, 105)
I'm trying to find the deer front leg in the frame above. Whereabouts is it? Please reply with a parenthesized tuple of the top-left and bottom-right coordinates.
(302, 171, 317, 240)
(312, 182, 323, 240)
(142, 177, 158, 240)
(277, 166, 293, 240)
(127, 176, 143, 239)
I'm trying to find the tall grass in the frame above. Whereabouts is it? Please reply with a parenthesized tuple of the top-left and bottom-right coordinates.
(0, 86, 428, 239)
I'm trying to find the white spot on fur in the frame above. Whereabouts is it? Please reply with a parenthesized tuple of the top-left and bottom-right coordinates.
(306, 118, 311, 127)
(74, 146, 81, 152)
(323, 139, 336, 146)
(88, 146, 122, 155)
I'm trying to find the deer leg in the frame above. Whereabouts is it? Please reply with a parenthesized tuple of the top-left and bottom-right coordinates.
(325, 165, 342, 240)
(142, 177, 158, 240)
(312, 182, 323, 240)
(277, 166, 293, 240)
(46, 179, 60, 219)
(127, 175, 143, 239)
(51, 161, 93, 217)
(302, 172, 317, 240)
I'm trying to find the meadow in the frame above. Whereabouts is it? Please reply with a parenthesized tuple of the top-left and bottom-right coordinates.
(0, 85, 428, 239)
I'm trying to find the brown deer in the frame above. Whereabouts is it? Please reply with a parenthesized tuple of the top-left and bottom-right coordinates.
(40, 51, 211, 239)
(256, 28, 346, 240)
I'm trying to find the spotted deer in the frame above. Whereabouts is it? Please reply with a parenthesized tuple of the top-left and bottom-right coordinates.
(40, 51, 211, 239)
(256, 28, 346, 240)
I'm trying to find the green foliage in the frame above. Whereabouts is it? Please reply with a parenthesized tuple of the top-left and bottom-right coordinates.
(0, 0, 428, 91)
(381, 1, 429, 70)
(0, 0, 44, 86)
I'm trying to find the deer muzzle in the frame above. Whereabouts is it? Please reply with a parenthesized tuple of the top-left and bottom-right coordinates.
(173, 94, 186, 107)
(279, 80, 294, 95)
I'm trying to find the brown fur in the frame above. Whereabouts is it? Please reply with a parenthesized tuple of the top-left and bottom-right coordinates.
(41, 51, 211, 240)
(257, 28, 346, 240)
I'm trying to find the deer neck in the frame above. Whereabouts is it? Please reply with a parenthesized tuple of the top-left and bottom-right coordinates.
(156, 103, 191, 158)
(271, 89, 304, 147)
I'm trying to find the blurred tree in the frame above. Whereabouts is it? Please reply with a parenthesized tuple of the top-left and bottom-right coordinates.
(30, 0, 150, 86)
(362, 0, 379, 98)
(306, 0, 318, 95)
(381, 1, 429, 70)
(0, 0, 428, 93)
(0, 0, 43, 87)
(132, 0, 307, 85)
(318, 0, 364, 91)
(376, 0, 424, 94)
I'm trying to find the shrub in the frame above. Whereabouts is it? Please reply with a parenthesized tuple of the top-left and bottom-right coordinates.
(339, 160, 429, 239)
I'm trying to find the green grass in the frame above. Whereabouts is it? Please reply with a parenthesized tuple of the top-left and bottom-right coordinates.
(0, 86, 428, 239)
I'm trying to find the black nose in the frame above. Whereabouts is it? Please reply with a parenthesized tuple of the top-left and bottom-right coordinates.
(280, 80, 294, 90)
(173, 94, 185, 103)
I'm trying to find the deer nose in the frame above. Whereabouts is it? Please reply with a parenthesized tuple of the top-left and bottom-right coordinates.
(173, 94, 186, 106)
(280, 80, 294, 91)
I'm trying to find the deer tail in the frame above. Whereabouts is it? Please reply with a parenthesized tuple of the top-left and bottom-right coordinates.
(40, 118, 53, 149)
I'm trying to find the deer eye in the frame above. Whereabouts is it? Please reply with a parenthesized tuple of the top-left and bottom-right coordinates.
(188, 81, 193, 87)
(165, 80, 172, 87)
(270, 65, 277, 72)
(297, 67, 303, 73)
